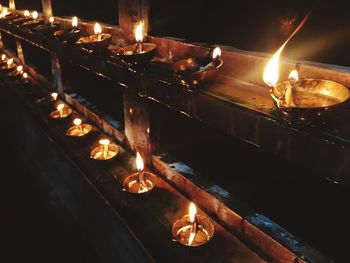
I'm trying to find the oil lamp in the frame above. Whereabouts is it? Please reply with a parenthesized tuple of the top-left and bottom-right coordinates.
(172, 202, 214, 246)
(66, 118, 92, 137)
(49, 103, 72, 119)
(6, 64, 24, 78)
(53, 16, 82, 44)
(90, 138, 120, 161)
(122, 152, 157, 194)
(23, 10, 30, 17)
(172, 47, 223, 85)
(263, 12, 350, 123)
(77, 22, 112, 50)
(0, 58, 16, 75)
(117, 21, 157, 63)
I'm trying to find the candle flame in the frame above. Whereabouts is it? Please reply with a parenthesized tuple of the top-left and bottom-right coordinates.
(189, 202, 197, 223)
(263, 11, 311, 87)
(73, 118, 82, 126)
(49, 16, 54, 23)
(288, 70, 299, 82)
(72, 16, 78, 27)
(16, 65, 23, 73)
(135, 21, 144, 42)
(51, 92, 58, 100)
(57, 103, 64, 111)
(94, 23, 102, 35)
(136, 152, 144, 171)
(23, 72, 28, 79)
(1, 54, 6, 61)
(212, 47, 221, 60)
(32, 11, 38, 19)
(99, 139, 110, 146)
(7, 58, 13, 65)
(24, 10, 30, 17)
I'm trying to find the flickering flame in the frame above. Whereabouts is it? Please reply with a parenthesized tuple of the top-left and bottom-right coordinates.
(0, 4, 2, 10)
(73, 118, 82, 126)
(16, 65, 23, 73)
(32, 11, 38, 19)
(135, 21, 144, 42)
(51, 92, 58, 100)
(1, 54, 6, 61)
(136, 152, 144, 171)
(189, 202, 197, 223)
(23, 72, 28, 79)
(263, 12, 311, 87)
(24, 10, 30, 17)
(288, 70, 299, 82)
(49, 16, 54, 23)
(57, 103, 64, 111)
(7, 58, 13, 65)
(72, 16, 78, 27)
(94, 23, 102, 35)
(99, 139, 110, 146)
(212, 47, 221, 60)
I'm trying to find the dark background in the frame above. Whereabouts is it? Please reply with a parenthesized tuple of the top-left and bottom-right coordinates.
(2, 0, 350, 65)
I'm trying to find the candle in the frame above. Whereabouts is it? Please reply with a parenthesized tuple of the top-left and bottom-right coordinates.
(22, 72, 28, 79)
(72, 16, 78, 28)
(134, 21, 144, 53)
(23, 10, 30, 17)
(136, 152, 147, 191)
(1, 54, 6, 62)
(7, 58, 14, 67)
(188, 202, 198, 245)
(99, 139, 110, 159)
(94, 23, 102, 41)
(204, 47, 221, 71)
(49, 16, 54, 26)
(32, 11, 38, 20)
(51, 92, 58, 101)
(16, 65, 23, 74)
(57, 103, 64, 118)
(73, 118, 83, 134)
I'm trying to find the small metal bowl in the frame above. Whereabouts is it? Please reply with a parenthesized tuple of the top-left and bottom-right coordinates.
(49, 107, 72, 119)
(34, 22, 60, 35)
(53, 28, 82, 44)
(65, 124, 92, 138)
(76, 33, 112, 50)
(122, 171, 158, 194)
(271, 78, 350, 123)
(90, 143, 120, 161)
(173, 57, 223, 85)
(117, 43, 157, 64)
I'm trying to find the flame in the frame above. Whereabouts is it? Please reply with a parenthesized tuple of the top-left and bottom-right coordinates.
(0, 4, 1, 10)
(24, 10, 30, 17)
(7, 58, 13, 65)
(16, 65, 23, 73)
(212, 47, 221, 60)
(57, 103, 64, 111)
(99, 139, 110, 146)
(288, 70, 299, 82)
(73, 118, 82, 126)
(135, 21, 144, 42)
(23, 72, 28, 79)
(136, 152, 144, 171)
(32, 11, 38, 19)
(94, 23, 102, 35)
(49, 16, 54, 23)
(263, 12, 311, 87)
(51, 92, 58, 100)
(72, 16, 78, 27)
(1, 54, 6, 61)
(189, 202, 197, 223)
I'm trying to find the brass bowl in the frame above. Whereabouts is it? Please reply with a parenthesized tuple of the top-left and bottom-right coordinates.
(122, 171, 158, 195)
(90, 143, 120, 161)
(49, 107, 72, 119)
(65, 124, 92, 137)
(77, 33, 112, 50)
(173, 57, 223, 85)
(35, 22, 60, 35)
(117, 43, 157, 64)
(271, 78, 350, 123)
(53, 28, 82, 44)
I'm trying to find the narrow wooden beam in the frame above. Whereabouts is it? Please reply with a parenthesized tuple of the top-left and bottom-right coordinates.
(41, 0, 53, 21)
(9, 0, 16, 10)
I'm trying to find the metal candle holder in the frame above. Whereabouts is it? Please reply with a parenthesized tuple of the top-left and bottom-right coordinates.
(77, 33, 112, 50)
(66, 118, 92, 137)
(172, 204, 214, 247)
(90, 139, 120, 161)
(49, 104, 72, 119)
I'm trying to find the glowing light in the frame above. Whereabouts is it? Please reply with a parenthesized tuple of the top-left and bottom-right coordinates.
(16, 65, 23, 73)
(72, 16, 78, 27)
(49, 16, 54, 23)
(136, 152, 144, 171)
(99, 139, 110, 146)
(23, 72, 28, 79)
(57, 103, 64, 111)
(7, 58, 13, 66)
(1, 54, 6, 61)
(24, 10, 30, 17)
(51, 92, 58, 101)
(32, 11, 38, 19)
(135, 21, 144, 42)
(212, 47, 221, 60)
(94, 23, 102, 35)
(73, 118, 82, 126)
(288, 70, 299, 82)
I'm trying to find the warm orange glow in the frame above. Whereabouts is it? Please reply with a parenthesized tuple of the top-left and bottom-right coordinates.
(135, 21, 144, 42)
(263, 12, 311, 87)
(51, 92, 58, 100)
(23, 72, 28, 79)
(94, 23, 102, 35)
(7, 58, 13, 65)
(99, 138, 110, 146)
(1, 54, 6, 61)
(72, 16, 78, 27)
(136, 152, 144, 171)
(49, 16, 54, 23)
(23, 10, 30, 17)
(212, 47, 221, 60)
(57, 103, 65, 111)
(32, 11, 38, 19)
(288, 70, 299, 82)
(189, 202, 197, 223)
(16, 65, 23, 73)
(73, 118, 82, 126)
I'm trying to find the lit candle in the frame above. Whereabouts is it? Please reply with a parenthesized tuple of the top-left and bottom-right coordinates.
(32, 11, 38, 20)
(136, 152, 147, 191)
(188, 202, 198, 246)
(99, 139, 110, 159)
(1, 54, 6, 62)
(22, 72, 28, 79)
(94, 23, 102, 41)
(134, 21, 144, 53)
(51, 92, 58, 101)
(72, 16, 78, 28)
(7, 58, 14, 67)
(204, 47, 221, 70)
(73, 118, 83, 134)
(23, 10, 30, 17)
(57, 103, 65, 118)
(16, 65, 23, 74)
(49, 16, 54, 26)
